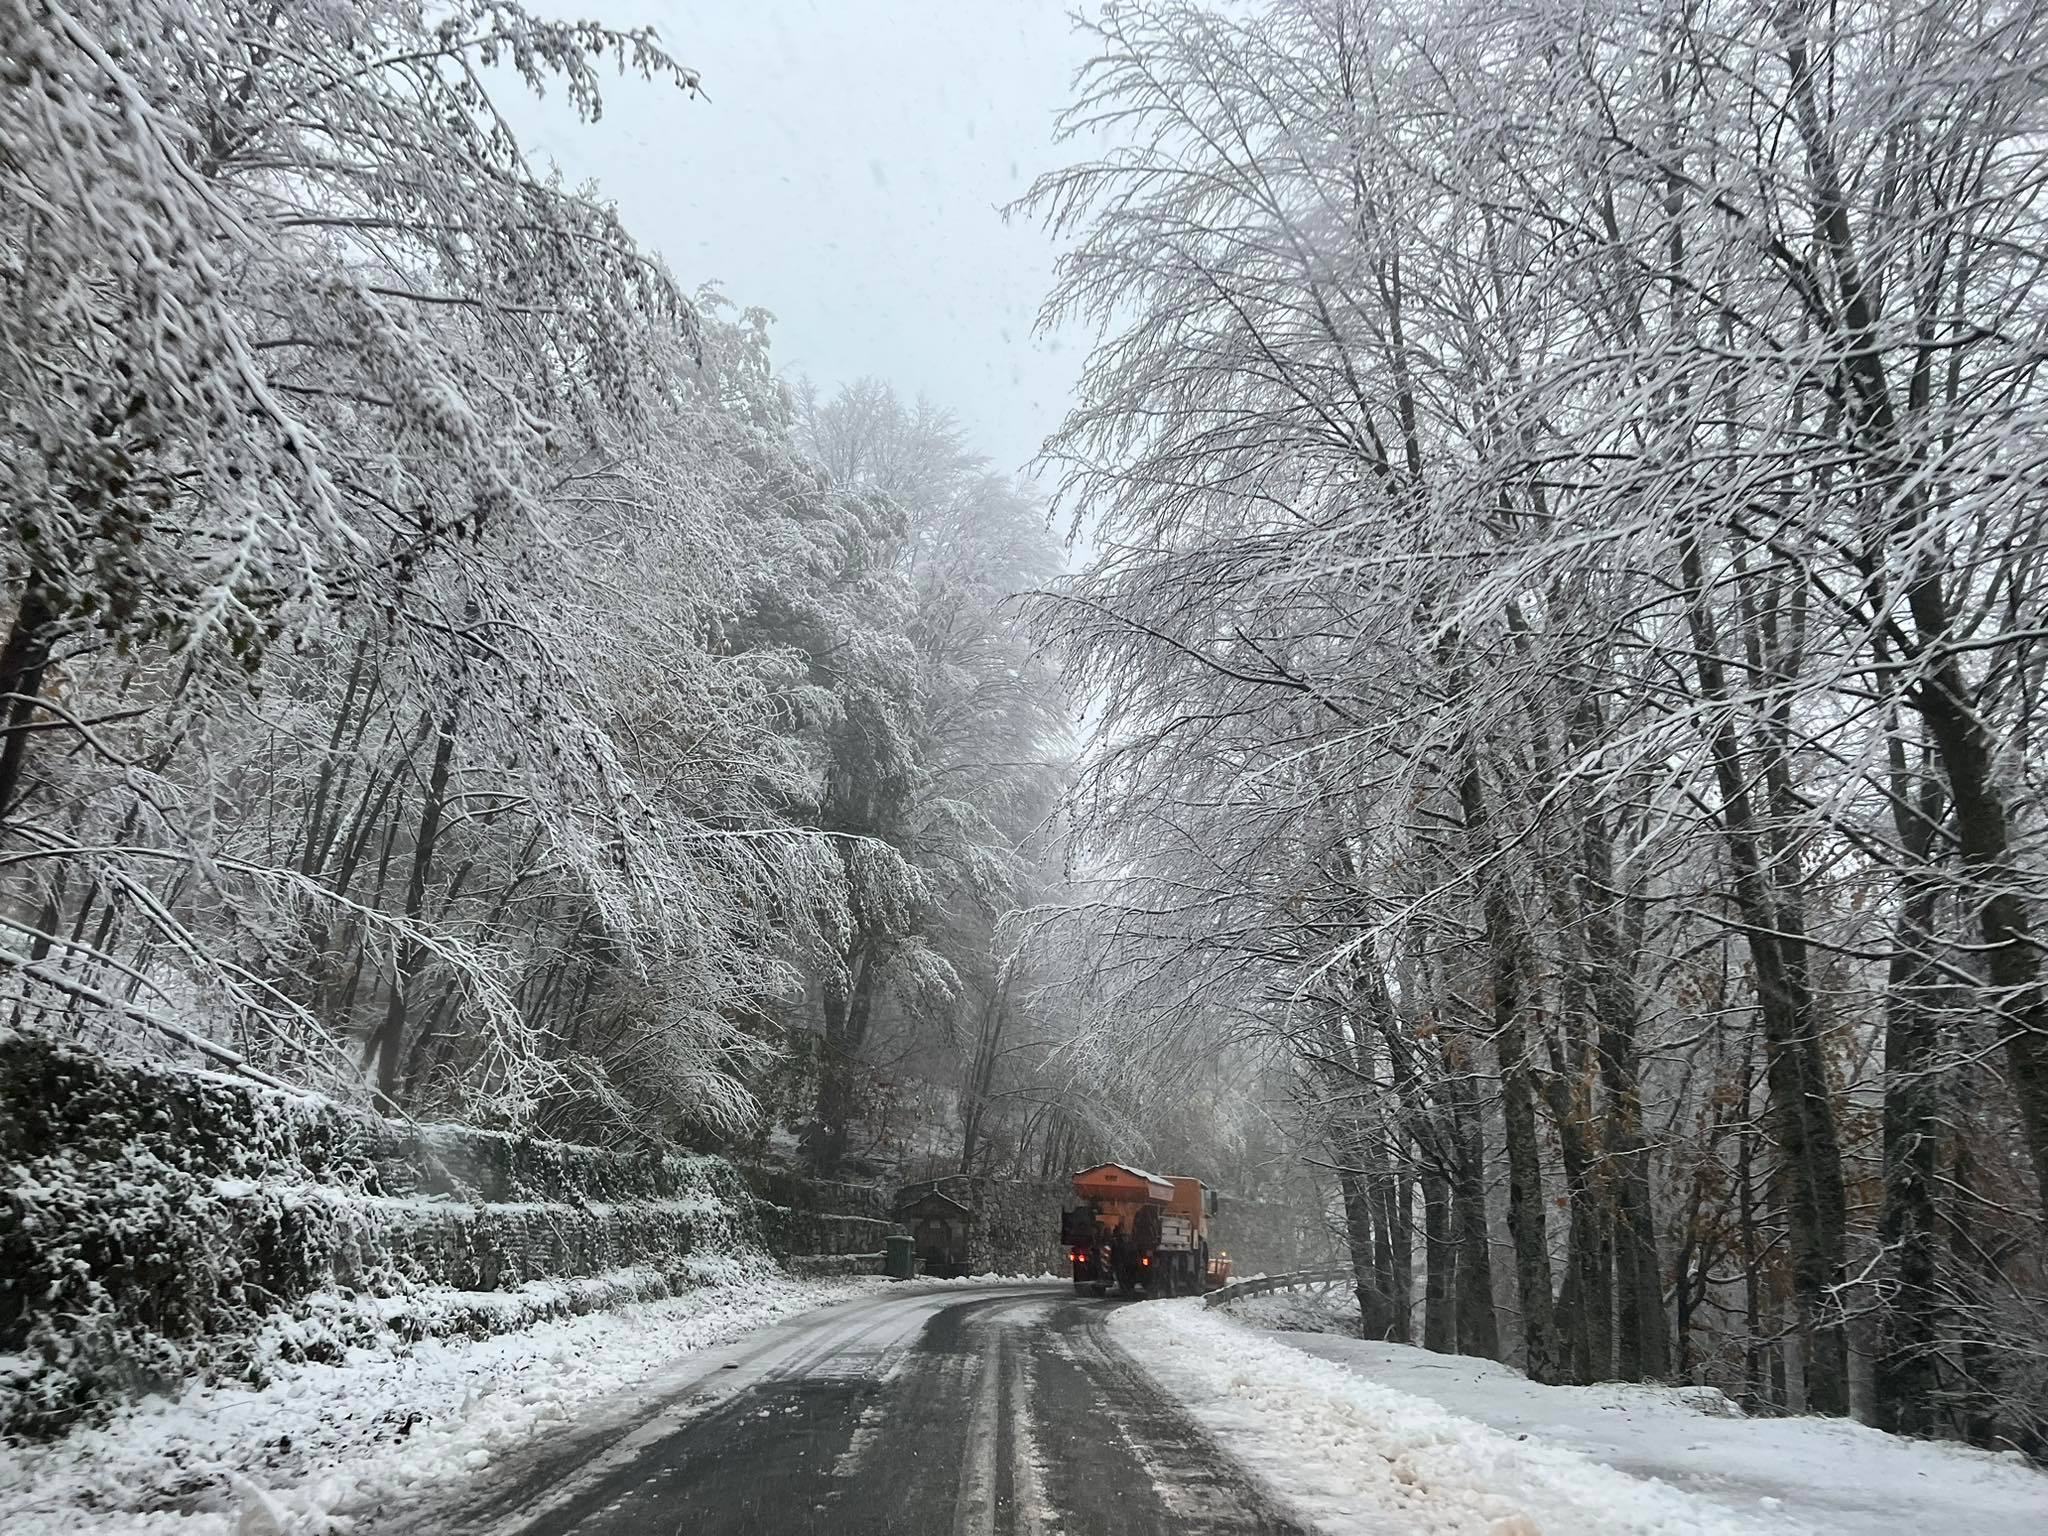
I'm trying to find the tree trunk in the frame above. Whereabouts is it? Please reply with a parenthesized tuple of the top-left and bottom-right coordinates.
(1873, 876, 1943, 1435)
(1339, 1154, 1393, 1339)
(1570, 747, 1667, 1381)
(364, 713, 455, 1102)
(0, 585, 57, 821)
(1604, 1096, 1667, 1381)
(958, 974, 1013, 1176)
(1459, 753, 1559, 1382)
(1682, 538, 1849, 1414)
(1944, 1140, 2002, 1448)
(1874, 741, 1946, 1436)
(811, 945, 879, 1178)
(1736, 1089, 1768, 1411)
(299, 638, 376, 876)
(1537, 981, 1607, 1384)
(1422, 1167, 1455, 1352)
(1914, 672, 2048, 1217)
(1448, 1036, 1500, 1360)
(1384, 1153, 1413, 1344)
(1548, 1081, 1606, 1385)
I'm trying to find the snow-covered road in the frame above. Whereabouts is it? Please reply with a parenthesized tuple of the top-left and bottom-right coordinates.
(416, 1280, 1303, 1536)
(0, 1263, 891, 1535)
(5, 1271, 1301, 1536)
(17, 1275, 2041, 1536)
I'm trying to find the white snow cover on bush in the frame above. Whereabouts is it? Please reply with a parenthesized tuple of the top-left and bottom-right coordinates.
(0, 1258, 884, 1536)
(1115, 1299, 2024, 1536)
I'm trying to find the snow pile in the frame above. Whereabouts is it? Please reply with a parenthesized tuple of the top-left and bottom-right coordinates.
(1119, 1301, 2048, 1536)
(1117, 1300, 1809, 1535)
(903, 1271, 1066, 1288)
(0, 1259, 884, 1536)
(1277, 1333, 2048, 1536)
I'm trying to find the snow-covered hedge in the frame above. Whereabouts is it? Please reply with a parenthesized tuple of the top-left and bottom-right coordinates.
(0, 1029, 760, 1439)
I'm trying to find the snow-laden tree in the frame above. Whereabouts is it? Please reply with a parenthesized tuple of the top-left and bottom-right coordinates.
(1022, 0, 2048, 1447)
(0, 1, 931, 1150)
(790, 381, 1070, 1177)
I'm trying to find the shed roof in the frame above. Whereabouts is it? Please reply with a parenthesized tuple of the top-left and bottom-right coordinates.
(894, 1188, 973, 1218)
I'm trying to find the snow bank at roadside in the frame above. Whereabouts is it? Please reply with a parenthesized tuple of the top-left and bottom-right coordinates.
(1124, 1300, 2048, 1536)
(903, 1271, 1066, 1288)
(1277, 1331, 2048, 1536)
(0, 1258, 884, 1536)
(1116, 1300, 1813, 1536)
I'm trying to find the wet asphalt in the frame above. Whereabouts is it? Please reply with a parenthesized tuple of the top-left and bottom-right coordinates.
(409, 1284, 1308, 1536)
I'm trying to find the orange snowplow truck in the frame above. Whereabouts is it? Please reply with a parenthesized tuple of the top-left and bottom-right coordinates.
(1059, 1164, 1231, 1298)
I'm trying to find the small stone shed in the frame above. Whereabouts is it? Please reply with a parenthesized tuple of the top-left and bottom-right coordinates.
(894, 1185, 974, 1278)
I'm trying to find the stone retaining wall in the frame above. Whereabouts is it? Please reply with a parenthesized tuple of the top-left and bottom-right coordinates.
(0, 1028, 761, 1439)
(755, 1204, 902, 1259)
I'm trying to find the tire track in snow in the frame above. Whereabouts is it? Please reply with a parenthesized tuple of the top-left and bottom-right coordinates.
(1032, 1300, 1313, 1536)
(411, 1282, 1305, 1536)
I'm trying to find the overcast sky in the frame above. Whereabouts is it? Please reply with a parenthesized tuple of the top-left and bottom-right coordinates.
(513, 0, 1094, 482)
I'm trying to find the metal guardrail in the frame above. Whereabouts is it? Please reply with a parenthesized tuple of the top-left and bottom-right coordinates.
(1203, 1264, 1354, 1309)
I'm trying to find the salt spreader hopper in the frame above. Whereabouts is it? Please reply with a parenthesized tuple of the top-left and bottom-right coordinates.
(1058, 1163, 1230, 1297)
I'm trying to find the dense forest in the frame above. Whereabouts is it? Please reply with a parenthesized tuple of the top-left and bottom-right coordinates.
(5, 0, 2047, 1464)
(0, 0, 1113, 1172)
(1021, 0, 2048, 1453)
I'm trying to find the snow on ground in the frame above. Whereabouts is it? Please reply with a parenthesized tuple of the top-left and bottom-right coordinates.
(0, 1256, 888, 1536)
(1115, 1299, 2048, 1536)
(1273, 1330, 2048, 1536)
(907, 1270, 1066, 1288)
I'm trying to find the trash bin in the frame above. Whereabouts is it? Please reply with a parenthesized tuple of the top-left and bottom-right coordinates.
(884, 1234, 916, 1281)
